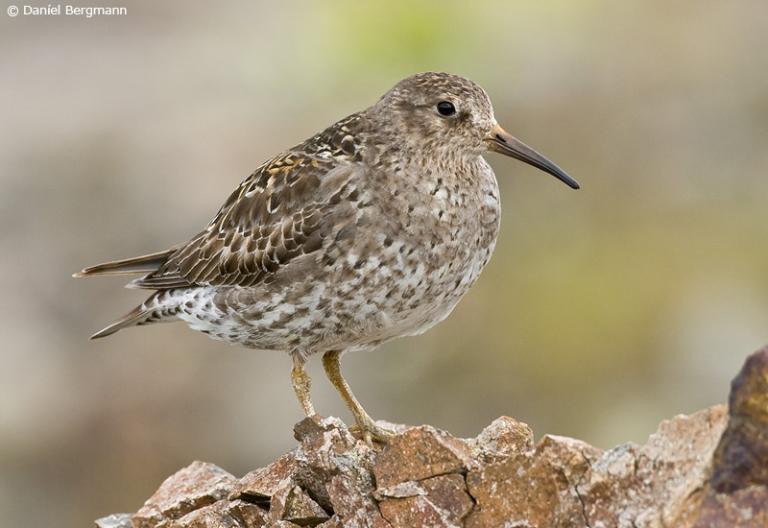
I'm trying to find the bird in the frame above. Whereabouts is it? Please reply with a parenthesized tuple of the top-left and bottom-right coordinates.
(74, 72, 579, 444)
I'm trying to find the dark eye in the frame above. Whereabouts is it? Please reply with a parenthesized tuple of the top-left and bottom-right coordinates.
(436, 101, 456, 117)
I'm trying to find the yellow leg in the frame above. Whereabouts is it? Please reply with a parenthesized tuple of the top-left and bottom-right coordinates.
(322, 350, 394, 444)
(291, 353, 315, 417)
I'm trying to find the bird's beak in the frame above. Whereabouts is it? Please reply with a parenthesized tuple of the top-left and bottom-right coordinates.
(486, 123, 579, 189)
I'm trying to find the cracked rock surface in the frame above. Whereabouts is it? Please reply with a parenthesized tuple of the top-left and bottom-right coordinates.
(96, 347, 768, 528)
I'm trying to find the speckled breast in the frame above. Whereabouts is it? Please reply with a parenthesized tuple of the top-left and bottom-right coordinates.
(322, 155, 502, 350)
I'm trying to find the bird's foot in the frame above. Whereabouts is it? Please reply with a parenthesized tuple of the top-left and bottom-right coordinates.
(349, 418, 396, 446)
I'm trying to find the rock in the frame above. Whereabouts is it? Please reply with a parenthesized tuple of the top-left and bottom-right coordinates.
(283, 486, 329, 525)
(419, 474, 474, 522)
(293, 415, 388, 527)
(378, 474, 473, 528)
(94, 513, 132, 528)
(465, 434, 600, 528)
(100, 347, 768, 528)
(315, 516, 344, 528)
(133, 461, 237, 528)
(231, 453, 299, 509)
(373, 426, 472, 488)
(326, 470, 388, 528)
(579, 405, 728, 527)
(677, 347, 768, 528)
(229, 500, 270, 528)
(709, 348, 768, 493)
(693, 486, 768, 528)
(471, 415, 534, 463)
(170, 499, 268, 528)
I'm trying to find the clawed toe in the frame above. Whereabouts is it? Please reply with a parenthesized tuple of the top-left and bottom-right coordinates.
(349, 421, 396, 446)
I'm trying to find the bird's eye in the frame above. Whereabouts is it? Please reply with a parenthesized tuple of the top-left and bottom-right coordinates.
(436, 101, 456, 117)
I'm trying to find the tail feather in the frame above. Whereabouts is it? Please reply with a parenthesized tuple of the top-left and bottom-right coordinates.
(73, 248, 175, 278)
(90, 303, 153, 339)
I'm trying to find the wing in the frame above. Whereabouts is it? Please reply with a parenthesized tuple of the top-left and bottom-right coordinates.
(133, 114, 366, 290)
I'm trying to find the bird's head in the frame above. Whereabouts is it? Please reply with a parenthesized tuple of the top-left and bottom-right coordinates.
(372, 72, 579, 189)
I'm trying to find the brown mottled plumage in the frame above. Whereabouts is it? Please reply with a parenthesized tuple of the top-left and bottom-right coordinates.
(75, 72, 578, 443)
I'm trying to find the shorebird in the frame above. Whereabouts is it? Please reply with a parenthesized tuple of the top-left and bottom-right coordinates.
(75, 72, 579, 444)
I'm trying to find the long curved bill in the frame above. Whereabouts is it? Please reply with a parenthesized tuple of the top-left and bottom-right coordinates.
(486, 123, 580, 190)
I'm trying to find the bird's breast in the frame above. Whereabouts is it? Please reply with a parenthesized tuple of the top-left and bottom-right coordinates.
(344, 159, 501, 335)
(395, 158, 501, 260)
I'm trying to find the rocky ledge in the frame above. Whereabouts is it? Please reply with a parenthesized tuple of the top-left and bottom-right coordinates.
(97, 347, 768, 528)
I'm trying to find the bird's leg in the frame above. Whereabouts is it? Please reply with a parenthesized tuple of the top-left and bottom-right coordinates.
(322, 350, 395, 445)
(291, 352, 315, 417)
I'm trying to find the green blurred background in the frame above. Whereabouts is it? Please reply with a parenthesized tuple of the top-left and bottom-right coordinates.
(1, 1, 767, 526)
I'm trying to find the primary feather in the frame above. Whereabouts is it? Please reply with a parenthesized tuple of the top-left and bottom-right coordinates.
(73, 248, 176, 278)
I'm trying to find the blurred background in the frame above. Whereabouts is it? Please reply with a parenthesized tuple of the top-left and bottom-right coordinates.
(2, 1, 767, 526)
